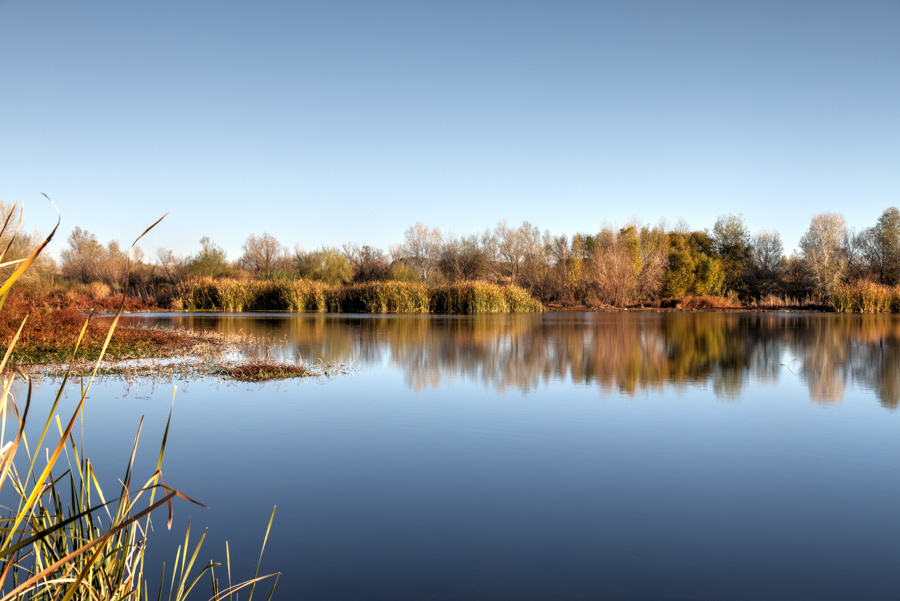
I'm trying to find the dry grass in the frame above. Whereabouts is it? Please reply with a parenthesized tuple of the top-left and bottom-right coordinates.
(172, 278, 543, 314)
(830, 281, 897, 313)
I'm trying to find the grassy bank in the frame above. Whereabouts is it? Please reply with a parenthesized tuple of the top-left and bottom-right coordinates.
(173, 278, 543, 314)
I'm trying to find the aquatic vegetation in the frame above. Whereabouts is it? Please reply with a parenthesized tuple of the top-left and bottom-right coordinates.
(830, 281, 896, 313)
(0, 202, 277, 599)
(173, 278, 543, 314)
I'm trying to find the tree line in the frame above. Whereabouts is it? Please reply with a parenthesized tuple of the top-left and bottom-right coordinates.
(46, 207, 900, 307)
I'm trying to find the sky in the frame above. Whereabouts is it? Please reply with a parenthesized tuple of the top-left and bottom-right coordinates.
(1, 1, 898, 262)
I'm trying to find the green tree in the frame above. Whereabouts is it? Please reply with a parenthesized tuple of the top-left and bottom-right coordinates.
(712, 213, 751, 298)
(186, 236, 229, 278)
(873, 207, 900, 284)
(294, 245, 353, 285)
(663, 231, 725, 298)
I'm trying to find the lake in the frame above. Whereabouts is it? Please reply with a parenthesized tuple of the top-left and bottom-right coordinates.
(26, 311, 900, 600)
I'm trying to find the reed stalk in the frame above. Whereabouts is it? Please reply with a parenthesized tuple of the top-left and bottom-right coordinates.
(0, 203, 276, 600)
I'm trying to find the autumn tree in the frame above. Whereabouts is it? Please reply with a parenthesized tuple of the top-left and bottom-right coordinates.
(186, 236, 230, 278)
(239, 232, 286, 278)
(60, 227, 103, 283)
(398, 223, 442, 281)
(799, 212, 847, 297)
(493, 220, 542, 286)
(593, 225, 641, 307)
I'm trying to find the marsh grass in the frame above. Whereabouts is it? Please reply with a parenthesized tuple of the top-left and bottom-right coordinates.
(173, 278, 543, 314)
(830, 282, 896, 313)
(430, 281, 543, 313)
(338, 281, 430, 313)
(0, 202, 277, 600)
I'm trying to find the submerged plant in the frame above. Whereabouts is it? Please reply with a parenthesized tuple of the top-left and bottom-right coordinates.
(0, 200, 277, 600)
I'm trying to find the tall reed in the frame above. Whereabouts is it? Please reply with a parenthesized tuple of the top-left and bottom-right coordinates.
(0, 204, 276, 600)
(173, 278, 543, 314)
(338, 281, 430, 313)
(830, 282, 895, 313)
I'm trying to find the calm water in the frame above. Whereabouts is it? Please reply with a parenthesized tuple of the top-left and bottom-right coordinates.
(25, 312, 900, 599)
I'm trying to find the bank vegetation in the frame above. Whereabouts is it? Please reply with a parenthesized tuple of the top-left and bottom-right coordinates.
(12, 200, 900, 313)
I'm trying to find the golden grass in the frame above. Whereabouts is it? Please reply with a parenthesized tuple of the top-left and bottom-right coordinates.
(173, 278, 543, 314)
(830, 281, 896, 313)
(0, 204, 278, 600)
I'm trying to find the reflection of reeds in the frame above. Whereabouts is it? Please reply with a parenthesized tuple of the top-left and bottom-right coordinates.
(174, 278, 543, 314)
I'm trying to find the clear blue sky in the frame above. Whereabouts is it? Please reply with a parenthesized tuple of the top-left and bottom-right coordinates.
(1, 1, 898, 261)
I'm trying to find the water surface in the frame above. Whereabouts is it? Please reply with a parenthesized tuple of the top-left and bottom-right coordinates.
(29, 312, 900, 599)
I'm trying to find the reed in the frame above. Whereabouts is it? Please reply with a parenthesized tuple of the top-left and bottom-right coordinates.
(0, 204, 276, 600)
(280, 279, 332, 312)
(173, 278, 544, 314)
(829, 285, 854, 313)
(339, 281, 430, 313)
(830, 282, 894, 313)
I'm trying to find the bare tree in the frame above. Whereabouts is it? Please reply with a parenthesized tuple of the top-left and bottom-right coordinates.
(747, 230, 785, 298)
(239, 232, 286, 277)
(400, 223, 442, 281)
(60, 227, 103, 284)
(439, 233, 486, 281)
(799, 212, 847, 297)
(343, 243, 389, 282)
(493, 220, 541, 285)
(155, 247, 185, 284)
(593, 225, 640, 307)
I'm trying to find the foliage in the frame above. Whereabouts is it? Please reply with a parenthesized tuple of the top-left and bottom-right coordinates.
(293, 245, 353, 285)
(185, 236, 229, 279)
(41, 206, 900, 310)
(385, 261, 421, 283)
(662, 232, 725, 298)
(873, 207, 900, 284)
(712, 213, 751, 298)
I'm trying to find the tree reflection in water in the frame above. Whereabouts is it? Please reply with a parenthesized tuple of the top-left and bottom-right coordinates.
(128, 312, 900, 408)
